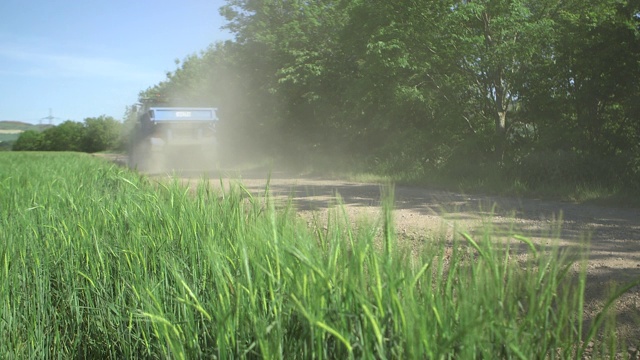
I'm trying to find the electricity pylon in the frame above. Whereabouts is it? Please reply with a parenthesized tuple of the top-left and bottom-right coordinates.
(40, 108, 60, 125)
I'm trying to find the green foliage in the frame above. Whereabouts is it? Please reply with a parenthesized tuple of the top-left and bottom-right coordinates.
(1, 152, 635, 358)
(82, 115, 121, 153)
(131, 0, 640, 196)
(516, 150, 614, 186)
(13, 116, 122, 153)
(12, 130, 46, 151)
(43, 120, 86, 151)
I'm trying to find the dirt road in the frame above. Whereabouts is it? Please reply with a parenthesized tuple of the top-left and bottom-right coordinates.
(97, 151, 640, 347)
(180, 170, 640, 346)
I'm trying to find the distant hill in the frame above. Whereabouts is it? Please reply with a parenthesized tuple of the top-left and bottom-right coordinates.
(0, 121, 53, 131)
(0, 121, 53, 144)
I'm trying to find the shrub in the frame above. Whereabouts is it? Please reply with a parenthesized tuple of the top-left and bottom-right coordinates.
(13, 130, 46, 151)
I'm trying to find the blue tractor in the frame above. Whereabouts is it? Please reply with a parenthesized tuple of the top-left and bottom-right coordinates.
(129, 104, 219, 173)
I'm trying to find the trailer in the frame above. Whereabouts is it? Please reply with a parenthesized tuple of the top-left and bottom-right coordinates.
(129, 106, 219, 173)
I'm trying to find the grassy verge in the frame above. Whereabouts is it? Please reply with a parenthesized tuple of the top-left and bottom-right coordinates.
(293, 151, 640, 207)
(1, 152, 636, 358)
(324, 163, 640, 208)
(427, 176, 640, 208)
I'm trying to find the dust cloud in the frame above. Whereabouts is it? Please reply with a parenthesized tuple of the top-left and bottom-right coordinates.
(128, 58, 299, 176)
(128, 122, 220, 176)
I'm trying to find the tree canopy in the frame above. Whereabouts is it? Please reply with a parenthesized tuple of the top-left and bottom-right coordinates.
(13, 116, 123, 153)
(138, 0, 640, 189)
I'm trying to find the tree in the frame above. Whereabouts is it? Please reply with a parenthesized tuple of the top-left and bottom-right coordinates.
(512, 0, 640, 184)
(439, 0, 561, 158)
(82, 116, 122, 153)
(560, 0, 639, 154)
(132, 0, 639, 188)
(42, 120, 86, 151)
(13, 130, 46, 151)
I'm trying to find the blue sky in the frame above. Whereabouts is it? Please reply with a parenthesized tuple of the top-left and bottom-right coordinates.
(0, 0, 232, 124)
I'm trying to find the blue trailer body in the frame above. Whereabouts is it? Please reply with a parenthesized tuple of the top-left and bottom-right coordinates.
(148, 107, 218, 122)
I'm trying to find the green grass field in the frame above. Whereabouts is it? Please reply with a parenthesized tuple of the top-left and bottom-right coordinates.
(0, 152, 636, 358)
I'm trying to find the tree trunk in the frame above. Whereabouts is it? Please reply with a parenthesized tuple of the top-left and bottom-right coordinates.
(496, 110, 506, 136)
(494, 72, 508, 160)
(483, 8, 508, 158)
